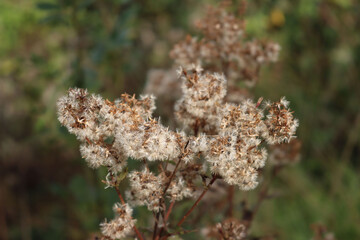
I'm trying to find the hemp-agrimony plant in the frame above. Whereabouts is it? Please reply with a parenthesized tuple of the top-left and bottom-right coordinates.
(57, 1, 299, 239)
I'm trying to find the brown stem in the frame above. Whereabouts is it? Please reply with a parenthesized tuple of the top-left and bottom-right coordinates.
(253, 167, 279, 214)
(250, 183, 269, 222)
(165, 201, 175, 222)
(226, 185, 235, 218)
(160, 203, 167, 231)
(153, 212, 160, 240)
(157, 203, 168, 238)
(176, 175, 218, 227)
(156, 157, 183, 239)
(157, 201, 176, 239)
(242, 166, 281, 228)
(163, 156, 182, 195)
(115, 186, 145, 240)
(115, 186, 125, 204)
(0, 186, 8, 240)
(193, 118, 200, 136)
(156, 140, 189, 239)
(134, 226, 145, 240)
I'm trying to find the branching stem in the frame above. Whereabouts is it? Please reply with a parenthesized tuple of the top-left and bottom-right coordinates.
(176, 175, 218, 227)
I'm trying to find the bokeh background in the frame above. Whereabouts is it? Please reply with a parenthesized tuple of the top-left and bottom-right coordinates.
(1, 0, 359, 239)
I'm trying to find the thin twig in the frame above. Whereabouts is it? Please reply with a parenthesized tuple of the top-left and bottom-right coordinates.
(165, 201, 175, 222)
(156, 201, 176, 240)
(242, 166, 281, 228)
(156, 156, 183, 239)
(176, 175, 218, 227)
(156, 141, 189, 239)
(163, 156, 183, 195)
(160, 202, 167, 231)
(115, 186, 126, 204)
(153, 212, 160, 240)
(226, 185, 235, 218)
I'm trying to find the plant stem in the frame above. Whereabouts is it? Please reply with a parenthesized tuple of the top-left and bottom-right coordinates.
(115, 186, 126, 204)
(242, 166, 281, 229)
(226, 185, 235, 218)
(156, 156, 183, 239)
(165, 201, 175, 222)
(163, 156, 182, 195)
(156, 141, 189, 239)
(153, 212, 160, 240)
(176, 175, 218, 227)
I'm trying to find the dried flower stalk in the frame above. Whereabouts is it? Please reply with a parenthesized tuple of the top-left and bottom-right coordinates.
(57, 1, 300, 239)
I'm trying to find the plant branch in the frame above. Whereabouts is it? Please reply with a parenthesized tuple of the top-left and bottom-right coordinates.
(156, 156, 183, 239)
(226, 185, 235, 218)
(176, 175, 218, 227)
(153, 212, 160, 240)
(163, 156, 183, 195)
(165, 201, 175, 222)
(242, 166, 281, 228)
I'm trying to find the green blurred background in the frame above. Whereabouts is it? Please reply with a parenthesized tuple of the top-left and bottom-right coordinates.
(1, 0, 359, 239)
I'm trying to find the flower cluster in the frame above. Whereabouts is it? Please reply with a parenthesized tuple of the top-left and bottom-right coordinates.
(126, 168, 165, 212)
(57, 66, 298, 236)
(262, 97, 299, 144)
(203, 218, 247, 240)
(216, 219, 247, 240)
(174, 67, 227, 134)
(170, 2, 280, 86)
(126, 164, 203, 212)
(100, 203, 136, 239)
(145, 1, 281, 120)
(57, 88, 188, 174)
(166, 163, 203, 201)
(57, 2, 299, 238)
(204, 102, 268, 190)
(58, 68, 298, 193)
(174, 68, 298, 190)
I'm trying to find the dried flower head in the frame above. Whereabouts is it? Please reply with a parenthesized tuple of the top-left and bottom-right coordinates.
(174, 70, 297, 190)
(100, 203, 136, 240)
(166, 163, 203, 201)
(170, 2, 280, 86)
(57, 88, 103, 142)
(126, 169, 165, 212)
(203, 218, 247, 240)
(146, 1, 281, 122)
(79, 143, 127, 173)
(175, 68, 227, 134)
(204, 101, 268, 190)
(57, 88, 190, 177)
(262, 97, 299, 144)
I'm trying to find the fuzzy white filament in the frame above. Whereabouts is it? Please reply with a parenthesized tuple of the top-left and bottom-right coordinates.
(100, 203, 136, 239)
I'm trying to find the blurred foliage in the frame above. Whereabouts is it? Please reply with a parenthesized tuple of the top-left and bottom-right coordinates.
(0, 0, 359, 239)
